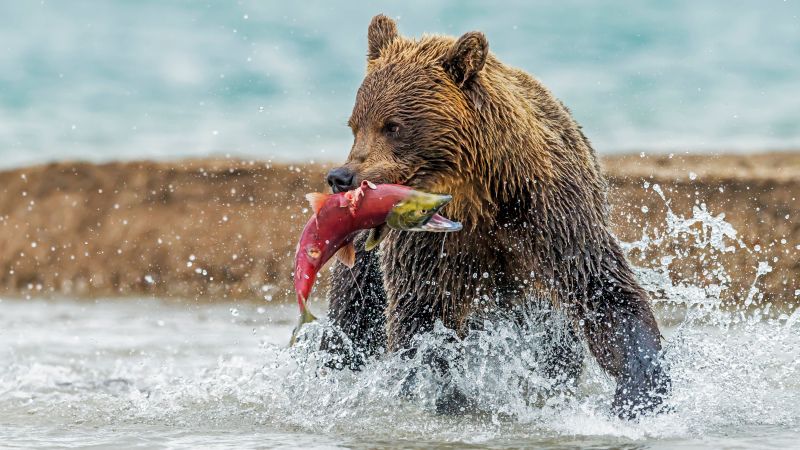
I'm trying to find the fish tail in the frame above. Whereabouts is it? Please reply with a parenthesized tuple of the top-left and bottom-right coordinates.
(289, 295, 317, 346)
(302, 304, 318, 322)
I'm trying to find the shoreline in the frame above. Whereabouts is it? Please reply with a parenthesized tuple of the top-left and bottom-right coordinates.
(0, 153, 797, 305)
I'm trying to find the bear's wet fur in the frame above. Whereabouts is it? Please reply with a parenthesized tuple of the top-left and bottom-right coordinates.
(321, 15, 670, 418)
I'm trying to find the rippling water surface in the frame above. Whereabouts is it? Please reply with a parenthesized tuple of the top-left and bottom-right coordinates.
(1, 297, 798, 449)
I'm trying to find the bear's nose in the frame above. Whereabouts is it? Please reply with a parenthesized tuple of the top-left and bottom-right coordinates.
(326, 167, 356, 193)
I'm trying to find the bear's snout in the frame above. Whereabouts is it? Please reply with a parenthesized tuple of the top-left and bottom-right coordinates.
(326, 166, 356, 193)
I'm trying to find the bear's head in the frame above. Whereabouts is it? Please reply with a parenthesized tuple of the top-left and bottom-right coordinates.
(326, 15, 500, 224)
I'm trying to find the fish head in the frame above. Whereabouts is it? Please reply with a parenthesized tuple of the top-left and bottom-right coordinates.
(386, 191, 462, 232)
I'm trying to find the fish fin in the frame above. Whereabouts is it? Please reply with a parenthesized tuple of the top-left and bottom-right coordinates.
(305, 192, 328, 215)
(365, 225, 389, 251)
(335, 242, 356, 268)
(303, 306, 317, 322)
(290, 297, 317, 347)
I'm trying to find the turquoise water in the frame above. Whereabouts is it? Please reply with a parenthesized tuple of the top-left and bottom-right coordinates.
(0, 0, 798, 168)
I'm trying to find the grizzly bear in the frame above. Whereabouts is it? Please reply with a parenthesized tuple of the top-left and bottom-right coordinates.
(320, 14, 669, 418)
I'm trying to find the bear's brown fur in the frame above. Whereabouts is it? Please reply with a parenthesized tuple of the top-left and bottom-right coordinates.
(322, 15, 669, 418)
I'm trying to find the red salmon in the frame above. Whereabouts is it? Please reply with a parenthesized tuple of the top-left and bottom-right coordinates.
(290, 181, 461, 345)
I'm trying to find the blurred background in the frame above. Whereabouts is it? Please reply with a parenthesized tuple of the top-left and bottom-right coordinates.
(0, 1, 797, 304)
(1, 0, 799, 169)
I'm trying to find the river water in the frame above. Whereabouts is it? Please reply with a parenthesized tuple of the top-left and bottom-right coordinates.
(0, 297, 798, 449)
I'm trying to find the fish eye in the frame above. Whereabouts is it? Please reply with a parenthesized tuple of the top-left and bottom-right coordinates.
(418, 209, 428, 215)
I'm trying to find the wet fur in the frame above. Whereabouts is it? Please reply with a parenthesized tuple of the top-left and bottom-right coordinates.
(324, 15, 669, 417)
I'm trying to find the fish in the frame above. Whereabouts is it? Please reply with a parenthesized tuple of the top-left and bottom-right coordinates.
(290, 181, 462, 345)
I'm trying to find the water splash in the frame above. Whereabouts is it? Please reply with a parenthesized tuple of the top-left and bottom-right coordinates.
(286, 185, 800, 441)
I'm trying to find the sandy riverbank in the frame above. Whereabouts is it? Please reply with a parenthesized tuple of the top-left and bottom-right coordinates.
(0, 153, 797, 306)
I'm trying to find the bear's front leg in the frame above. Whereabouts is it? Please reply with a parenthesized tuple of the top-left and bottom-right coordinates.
(321, 232, 388, 370)
(382, 232, 480, 414)
(580, 254, 671, 419)
(385, 290, 476, 415)
(606, 306, 671, 419)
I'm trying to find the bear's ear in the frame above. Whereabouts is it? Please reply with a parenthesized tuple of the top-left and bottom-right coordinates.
(443, 31, 488, 88)
(367, 14, 398, 61)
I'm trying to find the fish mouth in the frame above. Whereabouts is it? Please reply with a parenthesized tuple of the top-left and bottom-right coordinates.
(404, 194, 461, 232)
(411, 213, 463, 232)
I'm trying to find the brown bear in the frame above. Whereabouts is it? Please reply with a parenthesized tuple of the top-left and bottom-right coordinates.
(320, 14, 669, 418)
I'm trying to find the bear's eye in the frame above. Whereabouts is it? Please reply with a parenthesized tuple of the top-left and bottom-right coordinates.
(383, 121, 401, 135)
